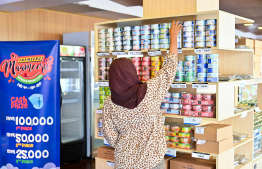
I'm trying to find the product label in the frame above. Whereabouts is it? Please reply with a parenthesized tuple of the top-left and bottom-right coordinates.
(107, 161, 114, 167)
(255, 107, 261, 112)
(171, 83, 187, 88)
(97, 109, 103, 114)
(166, 148, 176, 157)
(148, 50, 161, 56)
(192, 151, 210, 160)
(98, 82, 109, 86)
(241, 111, 248, 118)
(196, 140, 207, 145)
(112, 51, 126, 55)
(97, 52, 110, 56)
(184, 117, 202, 125)
(98, 132, 104, 137)
(192, 83, 209, 89)
(128, 51, 142, 55)
(194, 48, 212, 53)
(104, 138, 110, 146)
(195, 127, 206, 134)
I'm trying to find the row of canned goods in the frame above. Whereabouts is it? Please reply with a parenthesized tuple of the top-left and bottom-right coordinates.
(98, 58, 113, 80)
(99, 86, 111, 109)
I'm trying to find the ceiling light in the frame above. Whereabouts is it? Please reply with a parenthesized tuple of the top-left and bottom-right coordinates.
(244, 24, 253, 26)
(258, 27, 262, 30)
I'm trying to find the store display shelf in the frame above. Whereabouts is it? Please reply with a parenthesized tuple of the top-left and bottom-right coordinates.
(232, 109, 254, 118)
(254, 133, 262, 139)
(168, 147, 217, 157)
(233, 137, 253, 149)
(162, 114, 217, 121)
(234, 161, 252, 169)
(254, 152, 262, 162)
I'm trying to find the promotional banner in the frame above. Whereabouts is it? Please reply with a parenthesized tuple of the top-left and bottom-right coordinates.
(0, 41, 60, 169)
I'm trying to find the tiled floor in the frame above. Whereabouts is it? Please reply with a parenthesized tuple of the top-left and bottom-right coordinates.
(61, 158, 95, 169)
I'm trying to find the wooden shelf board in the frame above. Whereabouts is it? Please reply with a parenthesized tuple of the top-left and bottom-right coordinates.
(95, 136, 104, 140)
(234, 161, 253, 169)
(232, 109, 254, 118)
(253, 152, 262, 162)
(233, 137, 253, 149)
(254, 133, 262, 139)
(162, 114, 217, 121)
(168, 146, 217, 157)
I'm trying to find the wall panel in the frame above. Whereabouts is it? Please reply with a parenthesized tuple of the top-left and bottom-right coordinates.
(0, 12, 9, 41)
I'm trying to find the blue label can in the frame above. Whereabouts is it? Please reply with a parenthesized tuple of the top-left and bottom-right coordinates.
(132, 30, 140, 36)
(195, 25, 206, 31)
(141, 25, 151, 30)
(151, 24, 160, 29)
(197, 68, 207, 73)
(195, 31, 205, 37)
(207, 73, 218, 77)
(151, 29, 161, 34)
(160, 23, 170, 29)
(206, 19, 217, 25)
(197, 73, 207, 77)
(132, 26, 140, 31)
(160, 39, 169, 44)
(207, 68, 219, 73)
(183, 32, 194, 37)
(183, 21, 194, 27)
(159, 33, 170, 39)
(141, 35, 150, 40)
(197, 54, 207, 60)
(197, 59, 207, 64)
(206, 36, 216, 41)
(207, 58, 219, 64)
(208, 64, 218, 69)
(133, 36, 140, 41)
(195, 20, 206, 26)
(184, 66, 195, 71)
(151, 44, 160, 49)
(183, 37, 194, 43)
(151, 34, 160, 39)
(175, 76, 185, 82)
(141, 39, 151, 44)
(197, 63, 208, 68)
(141, 30, 150, 35)
(132, 40, 141, 45)
(207, 54, 219, 59)
(207, 77, 218, 82)
(151, 39, 160, 44)
(197, 77, 207, 82)
(206, 30, 216, 36)
(160, 44, 170, 49)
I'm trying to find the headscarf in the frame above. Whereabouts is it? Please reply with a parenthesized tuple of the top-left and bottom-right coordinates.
(109, 58, 147, 109)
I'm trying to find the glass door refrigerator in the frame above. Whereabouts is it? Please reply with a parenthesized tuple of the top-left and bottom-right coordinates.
(60, 45, 87, 163)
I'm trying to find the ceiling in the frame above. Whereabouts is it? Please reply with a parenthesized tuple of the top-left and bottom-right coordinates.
(0, 0, 261, 36)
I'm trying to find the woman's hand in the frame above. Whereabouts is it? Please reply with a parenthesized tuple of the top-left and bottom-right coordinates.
(169, 21, 183, 54)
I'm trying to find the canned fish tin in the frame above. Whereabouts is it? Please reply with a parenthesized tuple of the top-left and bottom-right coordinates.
(106, 90, 111, 96)
(161, 103, 170, 109)
(182, 93, 193, 99)
(132, 26, 140, 31)
(106, 46, 115, 51)
(151, 39, 160, 44)
(208, 64, 219, 69)
(123, 35, 132, 41)
(197, 73, 207, 77)
(206, 30, 216, 36)
(183, 37, 194, 43)
(207, 68, 219, 73)
(207, 59, 219, 64)
(195, 31, 205, 37)
(151, 34, 160, 39)
(151, 24, 160, 30)
(172, 93, 181, 99)
(184, 60, 195, 66)
(160, 39, 169, 44)
(106, 28, 114, 33)
(169, 98, 181, 104)
(195, 20, 206, 26)
(141, 39, 151, 45)
(99, 37, 106, 42)
(106, 37, 114, 41)
(141, 30, 150, 35)
(141, 44, 151, 50)
(151, 29, 161, 34)
(141, 35, 150, 40)
(170, 104, 180, 109)
(197, 59, 207, 64)
(193, 105, 202, 111)
(207, 77, 218, 82)
(195, 36, 206, 42)
(114, 27, 122, 32)
(123, 45, 132, 50)
(165, 124, 170, 131)
(206, 36, 216, 41)
(185, 77, 196, 82)
(141, 25, 151, 30)
(196, 54, 207, 60)
(151, 44, 160, 49)
(159, 34, 170, 39)
(115, 46, 123, 51)
(160, 23, 170, 29)
(202, 94, 213, 101)
(184, 71, 195, 77)
(161, 109, 168, 114)
(160, 29, 169, 34)
(183, 32, 194, 37)
(195, 42, 206, 48)
(99, 46, 106, 52)
(206, 19, 217, 25)
(105, 41, 114, 46)
(142, 57, 151, 62)
(183, 27, 194, 32)
(105, 33, 113, 38)
(183, 42, 194, 48)
(202, 105, 213, 112)
(206, 25, 217, 31)
(178, 61, 184, 66)
(206, 41, 216, 47)
(132, 40, 140, 45)
(114, 41, 122, 46)
(197, 77, 207, 82)
(207, 73, 218, 78)
(132, 30, 140, 36)
(123, 26, 132, 31)
(99, 42, 106, 47)
(99, 29, 106, 34)
(197, 68, 207, 73)
(195, 25, 206, 31)
(183, 21, 194, 27)
(151, 61, 161, 67)
(160, 44, 170, 49)
(142, 75, 150, 81)
(100, 95, 107, 100)
(184, 66, 195, 71)
(175, 76, 184, 82)
(207, 54, 219, 59)
(132, 57, 141, 62)
(184, 55, 195, 61)
(133, 36, 140, 41)
(99, 33, 106, 38)
(182, 104, 192, 110)
(113, 32, 122, 37)
(133, 45, 141, 50)
(141, 71, 150, 76)
(176, 72, 185, 76)
(194, 94, 202, 100)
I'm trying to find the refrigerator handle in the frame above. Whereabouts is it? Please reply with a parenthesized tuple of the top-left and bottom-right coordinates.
(60, 85, 62, 108)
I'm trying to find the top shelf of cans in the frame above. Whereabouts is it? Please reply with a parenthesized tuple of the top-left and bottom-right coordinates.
(98, 19, 216, 52)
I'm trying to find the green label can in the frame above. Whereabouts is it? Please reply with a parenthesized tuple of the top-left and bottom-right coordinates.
(185, 55, 195, 61)
(99, 91, 106, 95)
(185, 77, 196, 82)
(99, 87, 105, 91)
(106, 90, 111, 96)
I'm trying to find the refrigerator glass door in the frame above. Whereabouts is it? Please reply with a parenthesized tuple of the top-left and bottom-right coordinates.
(60, 59, 84, 143)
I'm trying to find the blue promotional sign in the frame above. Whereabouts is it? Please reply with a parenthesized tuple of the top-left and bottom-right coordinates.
(0, 41, 60, 169)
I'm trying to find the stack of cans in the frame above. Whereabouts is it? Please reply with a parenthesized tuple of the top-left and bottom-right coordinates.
(141, 25, 151, 50)
(132, 57, 142, 81)
(99, 86, 110, 109)
(195, 20, 206, 48)
(151, 24, 160, 50)
(184, 55, 196, 82)
(114, 27, 123, 51)
(183, 21, 194, 48)
(122, 26, 132, 51)
(151, 56, 161, 78)
(160, 23, 170, 49)
(98, 58, 107, 81)
(132, 26, 141, 50)
(177, 30, 182, 49)
(207, 54, 219, 82)
(98, 29, 106, 52)
(175, 61, 184, 82)
(105, 28, 114, 51)
(206, 19, 217, 47)
(196, 54, 207, 82)
(141, 57, 151, 81)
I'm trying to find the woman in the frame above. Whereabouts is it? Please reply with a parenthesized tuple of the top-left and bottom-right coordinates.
(102, 21, 182, 169)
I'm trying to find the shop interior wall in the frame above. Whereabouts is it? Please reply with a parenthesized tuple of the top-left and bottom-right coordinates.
(0, 9, 109, 43)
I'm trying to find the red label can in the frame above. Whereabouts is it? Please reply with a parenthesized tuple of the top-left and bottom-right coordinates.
(141, 71, 150, 76)
(182, 104, 192, 110)
(142, 66, 151, 71)
(192, 105, 202, 111)
(202, 105, 213, 112)
(142, 76, 150, 81)
(142, 57, 151, 62)
(182, 93, 193, 99)
(202, 94, 213, 101)
(194, 94, 202, 100)
(142, 61, 151, 66)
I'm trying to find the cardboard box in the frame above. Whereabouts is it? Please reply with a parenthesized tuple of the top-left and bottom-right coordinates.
(254, 55, 262, 62)
(97, 146, 115, 161)
(165, 156, 174, 169)
(255, 40, 262, 48)
(236, 38, 254, 48)
(95, 157, 114, 169)
(170, 156, 216, 169)
(196, 137, 233, 154)
(195, 123, 232, 142)
(255, 47, 262, 56)
(254, 70, 261, 76)
(255, 61, 261, 70)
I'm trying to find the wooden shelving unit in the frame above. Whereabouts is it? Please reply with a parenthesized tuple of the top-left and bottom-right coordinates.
(94, 9, 262, 169)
